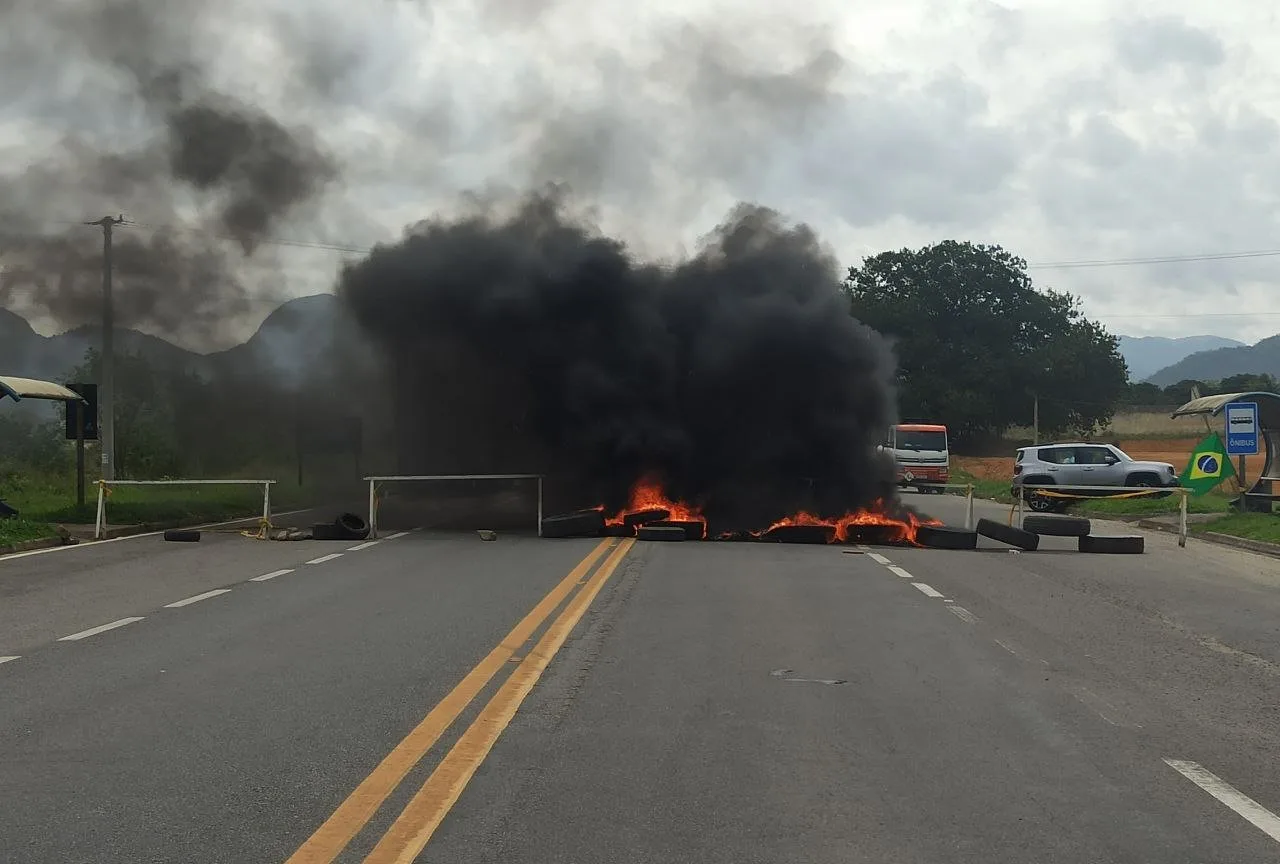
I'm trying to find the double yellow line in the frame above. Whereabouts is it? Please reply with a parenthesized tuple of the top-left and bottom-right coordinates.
(287, 536, 634, 864)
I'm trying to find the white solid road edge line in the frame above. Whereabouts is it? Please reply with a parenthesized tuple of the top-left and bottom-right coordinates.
(164, 588, 232, 608)
(0, 508, 316, 563)
(306, 553, 344, 565)
(58, 616, 145, 642)
(0, 656, 19, 665)
(347, 540, 381, 551)
(251, 569, 294, 582)
(1164, 758, 1280, 844)
(912, 582, 946, 599)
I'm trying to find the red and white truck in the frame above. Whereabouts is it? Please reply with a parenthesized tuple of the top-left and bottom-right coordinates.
(880, 423, 950, 492)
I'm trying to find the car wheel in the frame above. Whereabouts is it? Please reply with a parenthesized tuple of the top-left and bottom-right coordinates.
(1026, 492, 1055, 512)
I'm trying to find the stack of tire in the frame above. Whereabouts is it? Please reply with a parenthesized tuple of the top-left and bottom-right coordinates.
(971, 515, 1143, 553)
(312, 513, 371, 541)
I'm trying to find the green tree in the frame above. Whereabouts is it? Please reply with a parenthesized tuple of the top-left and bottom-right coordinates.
(1160, 379, 1209, 406)
(1217, 373, 1278, 394)
(844, 240, 1128, 440)
(1122, 381, 1168, 406)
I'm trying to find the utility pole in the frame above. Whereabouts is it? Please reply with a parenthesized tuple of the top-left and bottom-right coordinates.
(1032, 393, 1039, 445)
(86, 215, 124, 481)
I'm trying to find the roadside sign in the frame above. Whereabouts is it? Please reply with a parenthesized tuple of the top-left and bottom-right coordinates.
(1224, 401, 1259, 456)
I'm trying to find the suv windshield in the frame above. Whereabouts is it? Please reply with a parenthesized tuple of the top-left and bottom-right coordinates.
(896, 430, 946, 451)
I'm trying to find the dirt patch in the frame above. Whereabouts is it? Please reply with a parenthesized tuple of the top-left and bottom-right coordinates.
(955, 457, 1013, 480)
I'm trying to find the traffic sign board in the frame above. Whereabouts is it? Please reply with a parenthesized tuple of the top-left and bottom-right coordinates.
(1224, 401, 1259, 456)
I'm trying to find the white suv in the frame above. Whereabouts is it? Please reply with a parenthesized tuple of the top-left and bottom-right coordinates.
(1012, 443, 1178, 512)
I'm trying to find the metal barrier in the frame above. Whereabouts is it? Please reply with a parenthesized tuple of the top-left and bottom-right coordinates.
(94, 479, 276, 540)
(363, 474, 545, 538)
(1013, 484, 1191, 547)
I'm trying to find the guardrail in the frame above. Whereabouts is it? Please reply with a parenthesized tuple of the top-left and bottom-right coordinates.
(1013, 483, 1191, 547)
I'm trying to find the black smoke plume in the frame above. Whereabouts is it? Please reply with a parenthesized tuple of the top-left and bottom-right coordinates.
(340, 189, 898, 531)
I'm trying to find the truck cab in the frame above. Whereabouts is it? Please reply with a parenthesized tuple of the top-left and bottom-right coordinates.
(881, 423, 950, 492)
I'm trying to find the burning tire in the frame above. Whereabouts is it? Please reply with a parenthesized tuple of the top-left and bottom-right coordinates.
(1078, 534, 1144, 554)
(844, 523, 908, 547)
(1022, 514, 1091, 537)
(648, 520, 706, 540)
(637, 525, 687, 542)
(163, 529, 201, 542)
(540, 510, 605, 539)
(603, 523, 635, 537)
(916, 525, 977, 550)
(975, 517, 1039, 551)
(623, 508, 670, 527)
(760, 524, 835, 544)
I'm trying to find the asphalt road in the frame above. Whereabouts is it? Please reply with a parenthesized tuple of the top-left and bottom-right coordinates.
(2, 494, 1280, 862)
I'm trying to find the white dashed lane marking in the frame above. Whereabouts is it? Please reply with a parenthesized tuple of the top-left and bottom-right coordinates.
(306, 553, 344, 565)
(251, 569, 294, 582)
(887, 565, 914, 579)
(947, 605, 978, 624)
(0, 656, 19, 665)
(1164, 759, 1280, 845)
(58, 617, 145, 642)
(347, 540, 381, 551)
(912, 582, 945, 599)
(164, 589, 232, 608)
(866, 552, 892, 565)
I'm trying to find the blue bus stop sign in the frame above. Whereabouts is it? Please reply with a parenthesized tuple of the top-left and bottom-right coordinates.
(1225, 401, 1259, 456)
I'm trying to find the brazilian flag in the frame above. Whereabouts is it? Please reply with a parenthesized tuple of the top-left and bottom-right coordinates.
(1179, 432, 1235, 496)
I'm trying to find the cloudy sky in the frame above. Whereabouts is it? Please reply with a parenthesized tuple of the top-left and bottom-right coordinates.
(2, 0, 1278, 348)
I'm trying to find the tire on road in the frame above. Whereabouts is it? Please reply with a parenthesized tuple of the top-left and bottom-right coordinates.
(333, 512, 370, 541)
(602, 523, 635, 537)
(1022, 514, 1091, 537)
(759, 524, 835, 545)
(1078, 534, 1145, 554)
(649, 520, 706, 540)
(311, 523, 345, 540)
(540, 510, 605, 539)
(637, 525, 687, 542)
(975, 517, 1040, 551)
(916, 524, 977, 550)
(163, 529, 200, 542)
(623, 508, 670, 527)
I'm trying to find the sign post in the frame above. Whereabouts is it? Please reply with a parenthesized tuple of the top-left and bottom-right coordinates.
(1224, 401, 1259, 488)
(64, 383, 99, 508)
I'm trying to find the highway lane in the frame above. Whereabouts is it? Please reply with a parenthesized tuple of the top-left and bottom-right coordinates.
(3, 494, 1280, 861)
(0, 531, 612, 863)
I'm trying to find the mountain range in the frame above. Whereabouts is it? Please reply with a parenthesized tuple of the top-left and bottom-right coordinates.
(0, 296, 1271, 392)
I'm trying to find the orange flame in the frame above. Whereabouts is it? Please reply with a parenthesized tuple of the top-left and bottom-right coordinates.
(598, 478, 708, 531)
(754, 500, 941, 545)
(603, 480, 939, 545)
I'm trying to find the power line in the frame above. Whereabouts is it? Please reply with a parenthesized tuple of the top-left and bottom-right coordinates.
(1029, 248, 1280, 269)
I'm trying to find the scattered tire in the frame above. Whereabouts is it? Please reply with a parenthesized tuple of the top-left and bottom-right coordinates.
(759, 524, 835, 545)
(649, 520, 706, 540)
(623, 508, 671, 527)
(163, 529, 200, 542)
(975, 517, 1040, 551)
(637, 525, 687, 542)
(333, 512, 370, 541)
(540, 510, 605, 539)
(602, 523, 635, 537)
(1022, 514, 1091, 537)
(1078, 534, 1145, 554)
(916, 524, 977, 550)
(311, 523, 345, 541)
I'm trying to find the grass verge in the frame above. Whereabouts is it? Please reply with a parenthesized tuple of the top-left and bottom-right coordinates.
(1, 471, 316, 549)
(1195, 512, 1280, 545)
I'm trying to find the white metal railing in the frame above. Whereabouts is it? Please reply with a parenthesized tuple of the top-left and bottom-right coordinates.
(909, 483, 977, 530)
(94, 479, 276, 540)
(363, 474, 544, 538)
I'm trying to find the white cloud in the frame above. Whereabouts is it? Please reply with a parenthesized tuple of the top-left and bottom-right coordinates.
(4, 0, 1280, 345)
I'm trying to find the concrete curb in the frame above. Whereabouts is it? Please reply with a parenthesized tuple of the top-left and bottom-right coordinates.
(1136, 518, 1280, 559)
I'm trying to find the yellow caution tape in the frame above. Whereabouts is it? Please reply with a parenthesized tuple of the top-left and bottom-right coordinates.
(1027, 488, 1165, 500)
